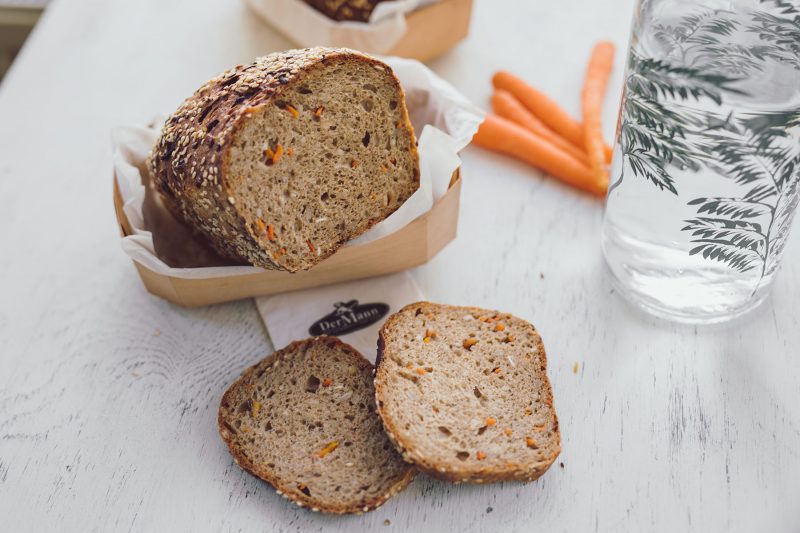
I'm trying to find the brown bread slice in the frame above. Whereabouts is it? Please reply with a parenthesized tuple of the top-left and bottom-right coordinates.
(218, 337, 414, 514)
(375, 302, 561, 483)
(149, 47, 419, 272)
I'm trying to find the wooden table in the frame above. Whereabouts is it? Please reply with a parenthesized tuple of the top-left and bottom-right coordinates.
(1, 0, 799, 531)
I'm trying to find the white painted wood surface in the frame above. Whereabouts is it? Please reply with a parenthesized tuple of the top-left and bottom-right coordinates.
(1, 0, 799, 531)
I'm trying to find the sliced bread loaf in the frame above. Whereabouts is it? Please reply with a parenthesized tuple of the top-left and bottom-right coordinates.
(375, 302, 561, 483)
(218, 336, 414, 514)
(149, 47, 420, 272)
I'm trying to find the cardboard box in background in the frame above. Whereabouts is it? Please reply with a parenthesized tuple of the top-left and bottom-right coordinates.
(0, 2, 46, 80)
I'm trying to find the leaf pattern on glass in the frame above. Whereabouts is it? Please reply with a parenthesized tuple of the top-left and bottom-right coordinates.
(616, 0, 800, 283)
(748, 5, 800, 71)
(688, 109, 800, 277)
(612, 53, 734, 194)
(683, 217, 766, 273)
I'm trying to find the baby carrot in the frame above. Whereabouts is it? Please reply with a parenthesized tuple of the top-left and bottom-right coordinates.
(491, 90, 589, 165)
(582, 41, 615, 187)
(492, 71, 585, 152)
(472, 114, 606, 197)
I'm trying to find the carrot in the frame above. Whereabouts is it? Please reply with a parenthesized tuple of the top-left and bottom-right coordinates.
(472, 114, 606, 197)
(491, 90, 589, 165)
(582, 41, 615, 187)
(493, 70, 614, 162)
(493, 71, 586, 151)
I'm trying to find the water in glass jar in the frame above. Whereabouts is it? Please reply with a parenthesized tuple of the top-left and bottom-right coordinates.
(602, 0, 800, 322)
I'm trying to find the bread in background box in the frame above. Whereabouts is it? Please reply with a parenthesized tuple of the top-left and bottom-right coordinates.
(303, 0, 391, 22)
(245, 0, 473, 62)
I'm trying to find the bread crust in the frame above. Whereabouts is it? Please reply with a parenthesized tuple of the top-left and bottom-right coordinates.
(218, 336, 415, 514)
(375, 302, 561, 484)
(149, 47, 418, 272)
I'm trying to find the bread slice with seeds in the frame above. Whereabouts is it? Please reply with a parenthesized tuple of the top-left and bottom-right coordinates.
(375, 302, 560, 484)
(149, 47, 419, 272)
(218, 336, 414, 514)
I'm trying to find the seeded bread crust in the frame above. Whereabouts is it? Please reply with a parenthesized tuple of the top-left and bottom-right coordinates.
(148, 47, 418, 271)
(218, 336, 415, 514)
(375, 302, 561, 484)
(303, 0, 390, 22)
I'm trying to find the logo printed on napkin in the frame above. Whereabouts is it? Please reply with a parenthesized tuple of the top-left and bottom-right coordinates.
(308, 300, 390, 337)
(256, 272, 424, 363)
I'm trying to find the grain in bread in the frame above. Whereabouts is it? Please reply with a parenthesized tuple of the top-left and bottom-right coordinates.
(218, 336, 414, 513)
(375, 302, 561, 483)
(149, 48, 420, 272)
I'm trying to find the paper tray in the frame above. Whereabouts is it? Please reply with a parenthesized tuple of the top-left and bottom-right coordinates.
(113, 170, 460, 307)
(378, 0, 472, 61)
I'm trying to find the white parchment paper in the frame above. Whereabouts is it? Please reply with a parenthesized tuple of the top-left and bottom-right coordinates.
(245, 0, 439, 54)
(113, 56, 483, 280)
(256, 271, 423, 360)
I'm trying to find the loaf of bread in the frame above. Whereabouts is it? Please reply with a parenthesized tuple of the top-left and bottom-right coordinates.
(303, 0, 391, 22)
(218, 337, 415, 514)
(149, 48, 420, 272)
(375, 302, 561, 483)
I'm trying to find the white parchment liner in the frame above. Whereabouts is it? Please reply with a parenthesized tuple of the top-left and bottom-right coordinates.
(245, 0, 439, 54)
(113, 56, 484, 280)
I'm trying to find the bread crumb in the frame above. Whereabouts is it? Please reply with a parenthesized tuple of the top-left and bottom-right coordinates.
(572, 362, 580, 374)
(153, 329, 161, 337)
(384, 519, 391, 526)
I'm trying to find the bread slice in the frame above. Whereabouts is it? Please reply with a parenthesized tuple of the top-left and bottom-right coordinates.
(375, 302, 560, 484)
(149, 47, 420, 272)
(218, 336, 414, 514)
